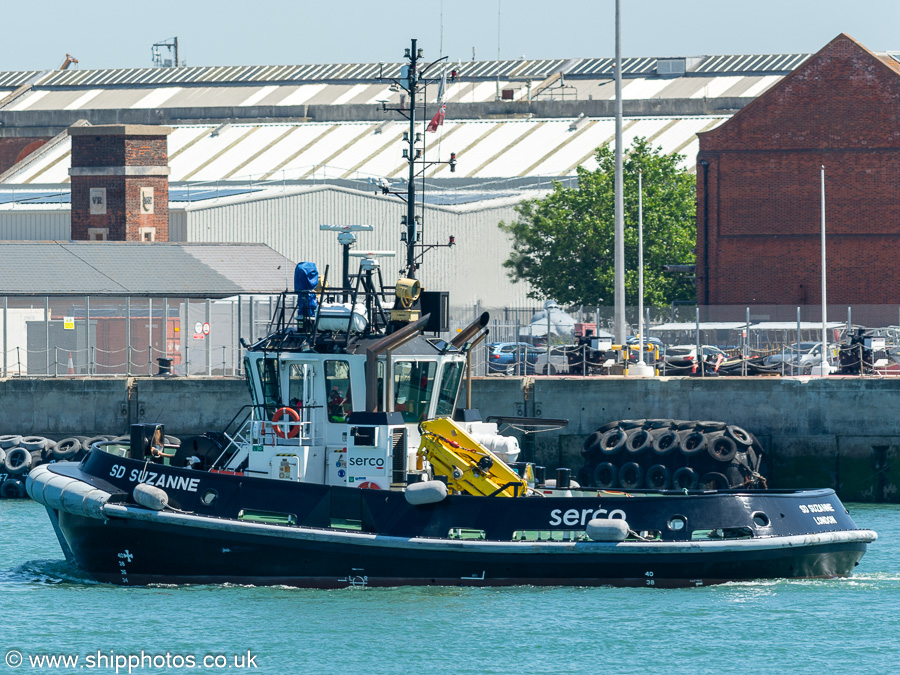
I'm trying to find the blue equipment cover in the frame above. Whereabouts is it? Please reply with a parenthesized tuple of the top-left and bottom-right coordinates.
(294, 262, 319, 317)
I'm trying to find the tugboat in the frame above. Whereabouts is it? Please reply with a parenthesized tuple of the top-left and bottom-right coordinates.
(27, 41, 875, 588)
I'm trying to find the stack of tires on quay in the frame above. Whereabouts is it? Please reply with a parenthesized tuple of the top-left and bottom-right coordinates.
(578, 420, 767, 491)
(0, 433, 180, 500)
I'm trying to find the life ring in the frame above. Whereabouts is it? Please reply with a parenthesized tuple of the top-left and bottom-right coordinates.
(357, 481, 381, 490)
(272, 407, 300, 438)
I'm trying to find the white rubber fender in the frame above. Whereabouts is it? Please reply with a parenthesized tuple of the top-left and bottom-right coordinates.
(586, 518, 630, 542)
(133, 483, 169, 511)
(405, 480, 448, 506)
(26, 464, 110, 519)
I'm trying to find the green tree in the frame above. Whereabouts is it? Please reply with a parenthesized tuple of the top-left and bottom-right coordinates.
(499, 137, 696, 306)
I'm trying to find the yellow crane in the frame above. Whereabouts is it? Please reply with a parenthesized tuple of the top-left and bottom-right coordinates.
(417, 418, 527, 497)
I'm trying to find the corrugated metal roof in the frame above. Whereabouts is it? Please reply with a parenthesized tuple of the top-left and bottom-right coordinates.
(693, 53, 810, 74)
(0, 115, 727, 185)
(0, 51, 820, 95)
(0, 70, 42, 88)
(0, 242, 294, 296)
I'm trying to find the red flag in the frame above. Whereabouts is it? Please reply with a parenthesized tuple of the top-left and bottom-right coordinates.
(426, 103, 445, 133)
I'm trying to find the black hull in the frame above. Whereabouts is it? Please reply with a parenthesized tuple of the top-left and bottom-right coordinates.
(55, 507, 868, 589)
(29, 454, 875, 588)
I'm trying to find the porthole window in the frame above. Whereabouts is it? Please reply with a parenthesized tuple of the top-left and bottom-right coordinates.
(200, 489, 218, 506)
(752, 512, 770, 527)
(668, 515, 687, 531)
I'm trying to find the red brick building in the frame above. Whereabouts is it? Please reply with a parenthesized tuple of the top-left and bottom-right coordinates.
(696, 34, 900, 306)
(69, 125, 172, 242)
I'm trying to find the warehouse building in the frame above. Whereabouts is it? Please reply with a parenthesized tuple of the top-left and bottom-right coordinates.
(0, 48, 823, 314)
(696, 34, 900, 307)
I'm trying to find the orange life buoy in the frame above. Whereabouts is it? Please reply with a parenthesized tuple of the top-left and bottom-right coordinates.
(272, 407, 300, 438)
(357, 481, 381, 490)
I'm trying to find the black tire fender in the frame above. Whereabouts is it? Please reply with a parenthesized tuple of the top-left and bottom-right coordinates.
(708, 435, 738, 463)
(726, 425, 754, 447)
(651, 429, 679, 456)
(617, 462, 644, 490)
(678, 430, 707, 456)
(3, 447, 33, 475)
(672, 466, 699, 490)
(582, 431, 603, 453)
(1, 478, 27, 499)
(595, 421, 620, 434)
(21, 436, 48, 451)
(0, 434, 22, 449)
(645, 464, 671, 490)
(599, 428, 627, 456)
(592, 462, 618, 490)
(82, 436, 108, 451)
(695, 421, 727, 432)
(52, 438, 83, 461)
(625, 428, 652, 456)
(700, 472, 730, 490)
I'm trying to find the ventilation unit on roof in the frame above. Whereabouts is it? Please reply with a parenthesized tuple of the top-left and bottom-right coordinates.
(656, 58, 686, 77)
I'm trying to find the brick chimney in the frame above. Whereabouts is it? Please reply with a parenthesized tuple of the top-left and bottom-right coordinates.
(69, 125, 173, 242)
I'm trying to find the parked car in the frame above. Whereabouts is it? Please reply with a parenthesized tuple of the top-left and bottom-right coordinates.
(486, 342, 544, 375)
(534, 345, 575, 375)
(663, 344, 729, 372)
(625, 336, 664, 363)
(765, 342, 839, 374)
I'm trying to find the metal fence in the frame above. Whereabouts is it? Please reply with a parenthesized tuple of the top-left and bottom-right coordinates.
(0, 295, 278, 378)
(465, 303, 900, 377)
(5, 297, 900, 378)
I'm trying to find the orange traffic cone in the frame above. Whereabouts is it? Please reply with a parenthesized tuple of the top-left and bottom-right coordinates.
(67, 352, 75, 375)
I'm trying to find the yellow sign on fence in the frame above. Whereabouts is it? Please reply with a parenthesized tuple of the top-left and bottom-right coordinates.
(63, 317, 75, 330)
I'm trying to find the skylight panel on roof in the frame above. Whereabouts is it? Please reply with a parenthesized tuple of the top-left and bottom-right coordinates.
(238, 86, 279, 107)
(7, 90, 49, 112)
(272, 84, 325, 106)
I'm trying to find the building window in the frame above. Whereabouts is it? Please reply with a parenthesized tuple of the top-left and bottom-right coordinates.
(140, 227, 156, 242)
(87, 228, 108, 241)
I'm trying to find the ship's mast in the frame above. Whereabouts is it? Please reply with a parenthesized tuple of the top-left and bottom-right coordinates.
(380, 39, 457, 281)
(405, 40, 419, 279)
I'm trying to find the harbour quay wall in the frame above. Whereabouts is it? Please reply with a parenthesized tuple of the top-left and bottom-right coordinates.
(1, 376, 897, 502)
(0, 377, 245, 440)
(471, 376, 900, 503)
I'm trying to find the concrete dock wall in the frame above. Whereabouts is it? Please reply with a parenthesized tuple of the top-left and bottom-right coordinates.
(471, 376, 900, 502)
(0, 377, 248, 438)
(1, 375, 897, 501)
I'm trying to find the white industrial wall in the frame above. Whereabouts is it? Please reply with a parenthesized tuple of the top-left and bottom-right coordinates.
(179, 186, 536, 308)
(0, 210, 69, 240)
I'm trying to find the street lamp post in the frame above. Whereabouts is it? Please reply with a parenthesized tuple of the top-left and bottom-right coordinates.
(630, 168, 653, 377)
(812, 164, 833, 376)
(613, 0, 625, 346)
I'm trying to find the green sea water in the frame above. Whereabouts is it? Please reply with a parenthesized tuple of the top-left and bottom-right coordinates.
(1, 500, 897, 675)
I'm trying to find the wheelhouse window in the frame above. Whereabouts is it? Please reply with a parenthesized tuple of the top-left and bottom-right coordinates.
(435, 361, 465, 417)
(288, 363, 307, 409)
(393, 361, 437, 423)
(325, 360, 352, 423)
(376, 361, 385, 411)
(255, 358, 280, 417)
